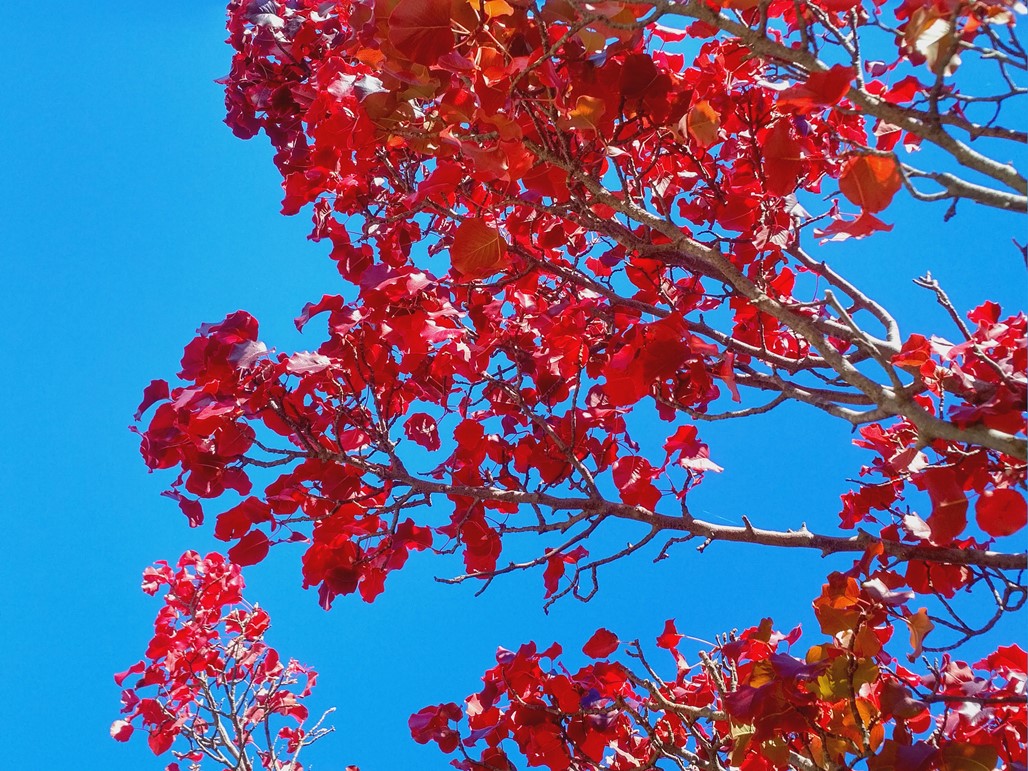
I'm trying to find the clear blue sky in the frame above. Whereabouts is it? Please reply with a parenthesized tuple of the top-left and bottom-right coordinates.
(0, 7, 1023, 771)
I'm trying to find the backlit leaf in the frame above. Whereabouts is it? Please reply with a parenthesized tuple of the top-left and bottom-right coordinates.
(763, 121, 804, 195)
(566, 94, 607, 132)
(685, 100, 720, 147)
(450, 219, 509, 279)
(656, 619, 683, 649)
(110, 720, 134, 742)
(839, 155, 902, 213)
(582, 628, 619, 658)
(779, 65, 855, 112)
(228, 530, 271, 567)
(938, 742, 998, 771)
(976, 488, 1027, 537)
(904, 608, 934, 661)
(388, 0, 456, 64)
(483, 0, 514, 16)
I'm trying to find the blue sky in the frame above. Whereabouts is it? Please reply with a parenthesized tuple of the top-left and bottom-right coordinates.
(1, 6, 1024, 771)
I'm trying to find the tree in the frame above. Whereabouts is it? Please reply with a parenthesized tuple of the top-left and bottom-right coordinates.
(112, 551, 334, 771)
(116, 0, 1026, 768)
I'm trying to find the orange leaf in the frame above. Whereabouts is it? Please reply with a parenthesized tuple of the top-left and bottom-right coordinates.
(575, 27, 607, 54)
(839, 154, 902, 213)
(483, 0, 514, 16)
(565, 95, 606, 131)
(904, 608, 934, 661)
(450, 219, 509, 279)
(685, 100, 720, 148)
(938, 742, 999, 771)
(355, 47, 386, 67)
(906, 9, 962, 76)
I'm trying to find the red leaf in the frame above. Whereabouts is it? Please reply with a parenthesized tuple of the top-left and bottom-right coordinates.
(815, 212, 893, 242)
(921, 467, 968, 544)
(459, 511, 502, 574)
(546, 674, 582, 712)
(134, 379, 170, 421)
(409, 703, 463, 752)
(388, 0, 455, 65)
(542, 546, 588, 598)
(656, 619, 683, 649)
(611, 455, 661, 510)
(359, 568, 387, 602)
(974, 643, 1027, 674)
(976, 488, 1027, 537)
(413, 162, 464, 205)
(214, 422, 254, 458)
(892, 333, 932, 370)
(110, 720, 134, 742)
(148, 728, 175, 755)
(228, 530, 271, 567)
(653, 23, 688, 42)
(162, 490, 204, 527)
(720, 351, 741, 402)
(839, 154, 902, 213)
(215, 501, 256, 542)
(404, 413, 441, 450)
(285, 351, 334, 375)
(762, 121, 804, 196)
(620, 54, 664, 100)
(294, 294, 345, 331)
(450, 219, 509, 279)
(779, 65, 855, 112)
(664, 424, 701, 457)
(114, 661, 145, 686)
(968, 301, 1001, 327)
(582, 628, 619, 658)
(543, 555, 566, 598)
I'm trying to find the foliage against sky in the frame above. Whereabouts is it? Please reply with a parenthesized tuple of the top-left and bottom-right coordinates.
(8, 0, 1028, 768)
(113, 0, 1028, 767)
(111, 0, 1028, 766)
